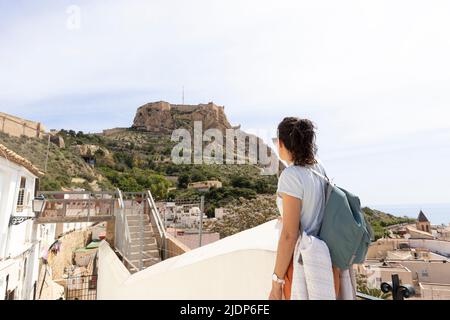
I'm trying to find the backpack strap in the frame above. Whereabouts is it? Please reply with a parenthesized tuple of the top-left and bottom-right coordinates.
(309, 166, 333, 238)
(310, 167, 330, 183)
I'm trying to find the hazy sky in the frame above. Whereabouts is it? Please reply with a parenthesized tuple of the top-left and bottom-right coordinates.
(1, 0, 450, 206)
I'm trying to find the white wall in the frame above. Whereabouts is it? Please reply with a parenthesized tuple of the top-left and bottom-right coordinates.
(409, 239, 450, 257)
(0, 157, 17, 259)
(98, 219, 281, 300)
(0, 156, 41, 300)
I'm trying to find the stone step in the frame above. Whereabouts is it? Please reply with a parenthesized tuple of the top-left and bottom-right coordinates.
(130, 238, 157, 248)
(129, 249, 160, 260)
(130, 242, 158, 252)
(129, 231, 154, 239)
(130, 257, 161, 269)
(127, 219, 150, 227)
(126, 214, 150, 220)
(128, 225, 153, 233)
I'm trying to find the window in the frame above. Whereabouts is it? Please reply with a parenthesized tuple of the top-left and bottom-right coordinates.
(23, 258, 28, 280)
(16, 177, 27, 210)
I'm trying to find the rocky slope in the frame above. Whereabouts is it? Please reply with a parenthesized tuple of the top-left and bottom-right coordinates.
(0, 102, 412, 239)
(132, 101, 235, 133)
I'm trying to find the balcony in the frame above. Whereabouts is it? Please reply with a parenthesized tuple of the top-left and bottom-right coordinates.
(34, 191, 117, 224)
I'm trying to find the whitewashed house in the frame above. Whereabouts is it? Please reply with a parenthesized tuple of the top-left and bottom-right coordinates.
(0, 144, 54, 300)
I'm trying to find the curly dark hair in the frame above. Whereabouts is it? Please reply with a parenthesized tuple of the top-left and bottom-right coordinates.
(277, 117, 318, 166)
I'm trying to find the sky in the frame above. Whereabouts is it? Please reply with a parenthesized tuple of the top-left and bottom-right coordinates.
(1, 0, 450, 206)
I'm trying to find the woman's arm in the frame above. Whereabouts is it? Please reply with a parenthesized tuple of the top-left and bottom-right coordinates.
(269, 193, 302, 300)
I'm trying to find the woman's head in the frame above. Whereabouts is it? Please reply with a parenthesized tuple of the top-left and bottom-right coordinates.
(276, 117, 318, 166)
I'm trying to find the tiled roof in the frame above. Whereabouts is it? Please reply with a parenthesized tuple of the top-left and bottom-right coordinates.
(417, 210, 429, 222)
(0, 144, 44, 177)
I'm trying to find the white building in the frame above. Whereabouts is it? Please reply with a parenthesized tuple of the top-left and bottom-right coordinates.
(214, 207, 228, 219)
(0, 144, 54, 300)
(178, 207, 207, 229)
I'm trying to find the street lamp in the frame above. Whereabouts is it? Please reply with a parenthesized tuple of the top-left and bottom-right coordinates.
(32, 195, 46, 215)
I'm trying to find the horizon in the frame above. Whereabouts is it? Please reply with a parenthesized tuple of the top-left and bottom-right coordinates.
(1, 0, 450, 206)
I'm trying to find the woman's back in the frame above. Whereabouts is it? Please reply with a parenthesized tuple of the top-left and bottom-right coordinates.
(276, 160, 327, 236)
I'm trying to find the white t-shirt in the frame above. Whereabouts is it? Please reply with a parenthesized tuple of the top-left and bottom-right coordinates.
(276, 159, 327, 236)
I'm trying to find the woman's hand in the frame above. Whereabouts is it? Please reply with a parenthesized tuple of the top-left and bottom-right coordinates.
(268, 282, 283, 300)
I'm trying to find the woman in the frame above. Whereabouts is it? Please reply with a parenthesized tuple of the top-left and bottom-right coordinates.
(268, 117, 339, 300)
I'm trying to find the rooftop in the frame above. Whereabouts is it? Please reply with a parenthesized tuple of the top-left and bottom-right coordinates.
(418, 210, 430, 222)
(167, 228, 220, 250)
(0, 143, 44, 177)
(97, 219, 281, 299)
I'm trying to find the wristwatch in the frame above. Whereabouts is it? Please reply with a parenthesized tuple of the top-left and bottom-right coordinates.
(272, 273, 285, 285)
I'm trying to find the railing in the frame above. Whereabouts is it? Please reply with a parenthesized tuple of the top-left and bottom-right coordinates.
(113, 189, 139, 272)
(356, 292, 383, 300)
(36, 191, 116, 223)
(146, 190, 167, 260)
(381, 274, 415, 300)
(356, 274, 416, 300)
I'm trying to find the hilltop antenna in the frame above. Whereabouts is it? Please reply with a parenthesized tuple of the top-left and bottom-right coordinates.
(182, 86, 185, 104)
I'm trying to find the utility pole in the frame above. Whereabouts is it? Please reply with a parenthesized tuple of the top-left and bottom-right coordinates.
(182, 86, 185, 104)
(44, 134, 51, 172)
(198, 196, 204, 248)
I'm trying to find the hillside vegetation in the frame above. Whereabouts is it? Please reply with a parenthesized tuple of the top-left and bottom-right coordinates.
(0, 128, 413, 240)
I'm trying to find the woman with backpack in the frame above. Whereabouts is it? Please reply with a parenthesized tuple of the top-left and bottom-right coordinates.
(268, 117, 341, 300)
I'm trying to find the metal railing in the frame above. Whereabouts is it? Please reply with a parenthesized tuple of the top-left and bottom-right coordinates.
(146, 190, 167, 260)
(113, 189, 139, 272)
(36, 191, 116, 223)
(381, 274, 415, 300)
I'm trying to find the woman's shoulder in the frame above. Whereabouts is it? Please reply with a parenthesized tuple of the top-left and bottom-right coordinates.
(279, 165, 308, 183)
(280, 164, 303, 176)
(282, 159, 326, 176)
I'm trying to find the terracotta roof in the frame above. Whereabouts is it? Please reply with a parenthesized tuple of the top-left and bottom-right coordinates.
(0, 144, 44, 177)
(168, 231, 221, 250)
(417, 210, 429, 222)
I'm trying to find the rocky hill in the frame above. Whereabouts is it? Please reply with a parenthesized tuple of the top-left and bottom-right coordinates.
(0, 101, 279, 201)
(0, 102, 413, 240)
(132, 101, 236, 133)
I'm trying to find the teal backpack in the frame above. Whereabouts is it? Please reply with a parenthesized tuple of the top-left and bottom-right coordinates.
(311, 169, 374, 270)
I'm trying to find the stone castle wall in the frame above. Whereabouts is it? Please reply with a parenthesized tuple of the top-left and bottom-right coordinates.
(132, 101, 232, 133)
(0, 112, 47, 139)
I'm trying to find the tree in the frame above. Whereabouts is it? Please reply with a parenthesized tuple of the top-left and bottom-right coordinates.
(205, 195, 278, 238)
(177, 173, 190, 189)
(230, 175, 253, 189)
(191, 171, 206, 182)
(356, 273, 392, 300)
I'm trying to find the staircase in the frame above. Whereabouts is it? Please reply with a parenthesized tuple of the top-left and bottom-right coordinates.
(115, 191, 162, 274)
(124, 200, 161, 271)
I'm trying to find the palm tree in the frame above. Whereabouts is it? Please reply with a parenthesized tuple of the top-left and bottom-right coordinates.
(356, 273, 392, 300)
(359, 287, 392, 300)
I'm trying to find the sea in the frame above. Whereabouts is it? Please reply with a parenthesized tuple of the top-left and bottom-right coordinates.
(368, 203, 450, 226)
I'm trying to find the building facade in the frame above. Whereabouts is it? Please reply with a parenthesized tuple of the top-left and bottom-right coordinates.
(0, 144, 54, 300)
(187, 180, 222, 192)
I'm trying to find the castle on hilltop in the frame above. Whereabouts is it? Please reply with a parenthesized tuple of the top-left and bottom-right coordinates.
(131, 101, 237, 134)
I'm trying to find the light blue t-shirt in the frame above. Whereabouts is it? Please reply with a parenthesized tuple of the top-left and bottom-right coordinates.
(276, 160, 327, 236)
